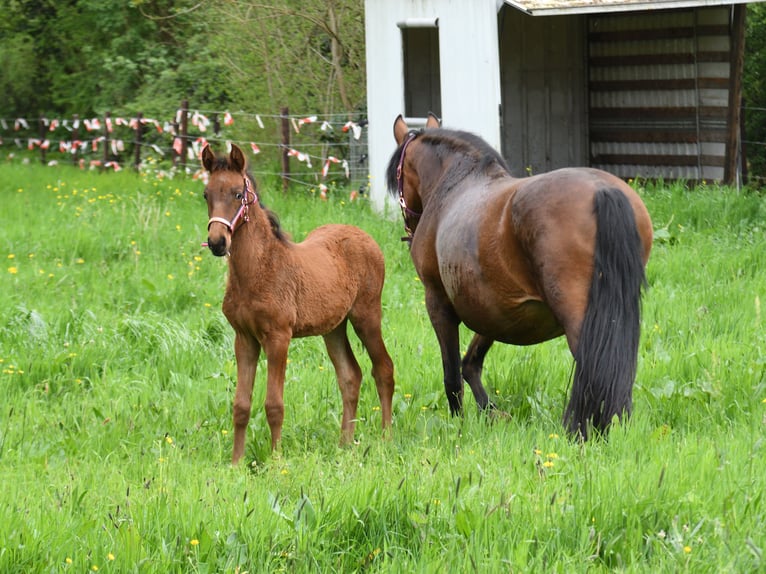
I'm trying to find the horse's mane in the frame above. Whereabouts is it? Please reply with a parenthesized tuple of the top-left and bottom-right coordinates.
(385, 128, 511, 197)
(210, 156, 288, 243)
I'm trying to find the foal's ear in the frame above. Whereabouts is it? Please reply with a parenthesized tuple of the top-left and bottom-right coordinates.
(229, 144, 247, 173)
(426, 112, 441, 129)
(201, 144, 216, 172)
(393, 114, 409, 145)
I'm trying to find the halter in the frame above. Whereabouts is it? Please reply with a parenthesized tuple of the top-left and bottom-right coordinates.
(207, 176, 258, 234)
(396, 131, 422, 243)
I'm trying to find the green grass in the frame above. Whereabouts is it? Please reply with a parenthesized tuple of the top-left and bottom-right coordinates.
(1, 164, 765, 572)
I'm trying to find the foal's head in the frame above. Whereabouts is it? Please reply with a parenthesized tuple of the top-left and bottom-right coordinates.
(201, 144, 259, 256)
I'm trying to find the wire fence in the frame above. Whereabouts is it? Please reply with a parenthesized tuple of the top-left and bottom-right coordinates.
(0, 103, 370, 197)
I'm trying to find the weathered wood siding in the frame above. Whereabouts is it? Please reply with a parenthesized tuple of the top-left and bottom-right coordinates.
(499, 8, 589, 176)
(588, 6, 735, 181)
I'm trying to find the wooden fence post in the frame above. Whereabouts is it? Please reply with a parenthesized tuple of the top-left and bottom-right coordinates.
(38, 117, 47, 164)
(134, 112, 143, 171)
(281, 106, 290, 193)
(72, 114, 80, 166)
(103, 111, 112, 168)
(180, 99, 189, 170)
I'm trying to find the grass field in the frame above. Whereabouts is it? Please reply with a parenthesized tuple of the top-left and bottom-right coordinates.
(1, 162, 765, 572)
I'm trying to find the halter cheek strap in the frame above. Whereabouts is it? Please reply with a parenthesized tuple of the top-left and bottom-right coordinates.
(396, 131, 422, 243)
(206, 177, 258, 233)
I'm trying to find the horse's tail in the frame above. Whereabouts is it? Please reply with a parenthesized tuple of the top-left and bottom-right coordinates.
(564, 188, 647, 440)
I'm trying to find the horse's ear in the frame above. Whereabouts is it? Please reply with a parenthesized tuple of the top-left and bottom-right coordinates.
(426, 112, 441, 129)
(229, 144, 247, 173)
(201, 145, 216, 172)
(393, 114, 409, 145)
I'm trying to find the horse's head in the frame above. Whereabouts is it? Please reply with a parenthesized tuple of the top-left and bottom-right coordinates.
(201, 144, 258, 257)
(386, 113, 440, 241)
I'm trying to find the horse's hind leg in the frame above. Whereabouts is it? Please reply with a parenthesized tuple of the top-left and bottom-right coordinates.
(323, 321, 363, 445)
(462, 334, 494, 410)
(349, 313, 395, 433)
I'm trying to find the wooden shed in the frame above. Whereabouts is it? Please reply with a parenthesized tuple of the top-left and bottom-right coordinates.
(364, 0, 762, 212)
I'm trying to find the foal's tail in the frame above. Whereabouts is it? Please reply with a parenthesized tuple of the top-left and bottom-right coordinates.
(564, 188, 647, 440)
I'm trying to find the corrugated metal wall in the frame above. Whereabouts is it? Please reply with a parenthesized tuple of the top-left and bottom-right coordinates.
(588, 6, 733, 181)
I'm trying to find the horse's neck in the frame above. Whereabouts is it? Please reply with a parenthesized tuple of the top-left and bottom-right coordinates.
(227, 210, 285, 280)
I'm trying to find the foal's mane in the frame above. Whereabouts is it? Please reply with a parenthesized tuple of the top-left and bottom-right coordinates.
(209, 155, 288, 242)
(385, 128, 511, 197)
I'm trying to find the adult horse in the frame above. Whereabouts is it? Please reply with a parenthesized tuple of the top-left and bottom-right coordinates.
(202, 144, 395, 463)
(387, 114, 652, 439)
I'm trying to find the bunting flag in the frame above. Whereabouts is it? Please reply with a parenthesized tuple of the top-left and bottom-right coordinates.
(223, 112, 234, 126)
(322, 156, 341, 178)
(250, 142, 260, 155)
(256, 115, 264, 129)
(319, 183, 328, 200)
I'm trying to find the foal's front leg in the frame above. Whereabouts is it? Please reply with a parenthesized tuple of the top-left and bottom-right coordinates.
(424, 289, 463, 415)
(262, 331, 291, 451)
(232, 332, 261, 464)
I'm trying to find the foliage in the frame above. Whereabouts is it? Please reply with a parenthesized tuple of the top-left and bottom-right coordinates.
(744, 3, 766, 181)
(1, 165, 765, 571)
(0, 0, 365, 120)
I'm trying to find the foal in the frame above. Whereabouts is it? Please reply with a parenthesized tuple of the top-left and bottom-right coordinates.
(202, 144, 395, 463)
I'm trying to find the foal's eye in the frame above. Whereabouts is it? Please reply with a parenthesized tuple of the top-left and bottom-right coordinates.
(235, 192, 243, 200)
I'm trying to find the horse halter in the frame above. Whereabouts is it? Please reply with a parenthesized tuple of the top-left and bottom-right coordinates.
(396, 131, 422, 243)
(207, 176, 258, 234)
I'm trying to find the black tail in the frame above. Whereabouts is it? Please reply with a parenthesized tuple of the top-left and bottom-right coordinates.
(564, 188, 647, 439)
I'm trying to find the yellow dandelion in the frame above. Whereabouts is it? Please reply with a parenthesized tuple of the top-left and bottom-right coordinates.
(549, 433, 559, 439)
(107, 553, 115, 561)
(7, 254, 15, 259)
(221, 429, 228, 435)
(281, 469, 289, 475)
(167, 274, 174, 280)
(404, 393, 412, 399)
(76, 258, 84, 264)
(546, 452, 559, 459)
(372, 406, 380, 411)
(165, 436, 173, 445)
(8, 267, 17, 274)
(534, 449, 542, 456)
(542, 461, 554, 468)
(190, 539, 199, 546)
(92, 566, 99, 572)
(65, 557, 72, 564)
(683, 546, 692, 554)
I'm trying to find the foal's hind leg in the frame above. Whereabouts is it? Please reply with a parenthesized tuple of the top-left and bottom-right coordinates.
(349, 312, 395, 433)
(462, 334, 494, 410)
(323, 321, 364, 445)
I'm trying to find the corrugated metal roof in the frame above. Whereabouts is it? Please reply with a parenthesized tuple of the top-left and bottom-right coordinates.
(503, 0, 758, 16)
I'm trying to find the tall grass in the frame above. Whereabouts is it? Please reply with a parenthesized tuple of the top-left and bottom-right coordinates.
(0, 163, 764, 572)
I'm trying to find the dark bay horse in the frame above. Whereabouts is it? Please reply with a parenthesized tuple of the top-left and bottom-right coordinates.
(387, 114, 653, 439)
(202, 144, 395, 463)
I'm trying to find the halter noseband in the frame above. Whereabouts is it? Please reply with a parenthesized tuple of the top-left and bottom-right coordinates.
(396, 131, 422, 243)
(207, 176, 258, 234)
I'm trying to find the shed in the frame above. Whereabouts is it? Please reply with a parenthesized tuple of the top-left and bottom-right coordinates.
(364, 0, 763, 213)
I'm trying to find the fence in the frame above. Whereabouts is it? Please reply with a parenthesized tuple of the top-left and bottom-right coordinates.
(0, 101, 370, 197)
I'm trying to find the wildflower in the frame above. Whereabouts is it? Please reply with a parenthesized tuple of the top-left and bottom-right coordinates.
(107, 553, 115, 561)
(76, 258, 84, 264)
(8, 267, 17, 274)
(542, 461, 554, 468)
(546, 452, 559, 459)
(167, 274, 174, 280)
(92, 566, 99, 572)
(549, 433, 559, 439)
(280, 469, 289, 475)
(65, 558, 72, 564)
(221, 429, 228, 435)
(683, 546, 692, 554)
(190, 539, 199, 546)
(404, 393, 412, 399)
(165, 436, 173, 445)
(7, 254, 15, 259)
